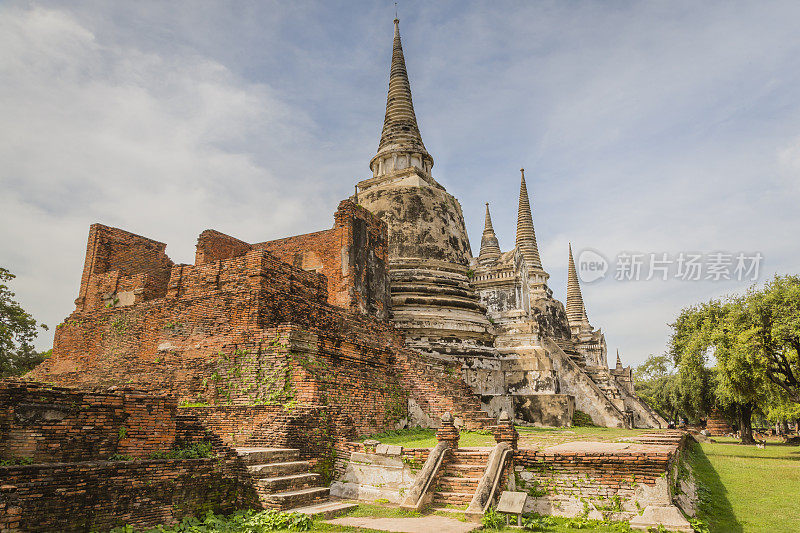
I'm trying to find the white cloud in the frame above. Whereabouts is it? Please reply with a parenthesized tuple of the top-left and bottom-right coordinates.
(2, 1, 800, 365)
(0, 5, 332, 348)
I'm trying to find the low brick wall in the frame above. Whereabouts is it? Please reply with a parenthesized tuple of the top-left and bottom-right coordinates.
(0, 457, 245, 532)
(0, 381, 258, 532)
(0, 380, 176, 463)
(513, 433, 688, 519)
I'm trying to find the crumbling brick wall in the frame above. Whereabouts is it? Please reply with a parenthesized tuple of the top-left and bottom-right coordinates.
(0, 381, 257, 532)
(255, 200, 390, 319)
(29, 198, 492, 441)
(0, 380, 176, 463)
(75, 224, 174, 312)
(195, 229, 252, 265)
(513, 438, 684, 518)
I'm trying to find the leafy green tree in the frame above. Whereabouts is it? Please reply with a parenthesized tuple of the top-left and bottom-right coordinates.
(745, 275, 800, 403)
(0, 267, 49, 376)
(634, 354, 683, 423)
(669, 275, 800, 443)
(669, 302, 719, 423)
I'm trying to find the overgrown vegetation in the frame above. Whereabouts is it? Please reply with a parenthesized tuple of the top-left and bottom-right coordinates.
(361, 428, 496, 448)
(0, 457, 34, 466)
(106, 442, 214, 462)
(479, 509, 634, 532)
(148, 442, 214, 460)
(571, 410, 598, 427)
(111, 509, 312, 532)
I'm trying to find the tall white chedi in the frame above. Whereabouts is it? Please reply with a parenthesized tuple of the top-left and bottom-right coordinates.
(355, 19, 493, 354)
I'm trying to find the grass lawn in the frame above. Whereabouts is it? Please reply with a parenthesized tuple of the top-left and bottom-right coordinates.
(363, 428, 495, 448)
(363, 426, 656, 449)
(690, 439, 800, 533)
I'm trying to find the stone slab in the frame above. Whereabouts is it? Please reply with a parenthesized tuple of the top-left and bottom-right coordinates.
(327, 516, 480, 533)
(351, 452, 404, 468)
(376, 444, 403, 455)
(630, 505, 692, 532)
(541, 441, 675, 455)
(496, 491, 527, 514)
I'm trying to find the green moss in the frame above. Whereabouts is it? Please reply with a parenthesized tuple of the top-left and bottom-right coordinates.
(571, 410, 598, 427)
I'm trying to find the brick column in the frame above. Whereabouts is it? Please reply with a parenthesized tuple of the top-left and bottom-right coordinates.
(492, 410, 518, 449)
(436, 412, 460, 449)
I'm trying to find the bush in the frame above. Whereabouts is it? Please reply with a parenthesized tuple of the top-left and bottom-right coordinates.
(572, 410, 598, 427)
(482, 507, 504, 530)
(112, 509, 313, 532)
(523, 514, 555, 531)
(148, 442, 213, 460)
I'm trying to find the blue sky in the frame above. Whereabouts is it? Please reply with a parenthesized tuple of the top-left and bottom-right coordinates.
(2, 1, 799, 365)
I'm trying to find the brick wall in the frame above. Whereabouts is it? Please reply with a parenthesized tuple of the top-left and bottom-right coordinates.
(513, 436, 687, 518)
(30, 198, 492, 440)
(0, 457, 246, 532)
(255, 200, 390, 319)
(515, 447, 673, 498)
(195, 229, 252, 265)
(75, 224, 174, 312)
(0, 382, 257, 533)
(0, 380, 176, 463)
(180, 404, 356, 456)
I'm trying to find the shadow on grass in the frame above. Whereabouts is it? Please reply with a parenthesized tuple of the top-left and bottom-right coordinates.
(707, 453, 800, 461)
(689, 442, 742, 533)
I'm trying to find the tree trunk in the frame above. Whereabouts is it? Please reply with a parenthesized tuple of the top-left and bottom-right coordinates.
(739, 403, 756, 444)
(781, 420, 789, 435)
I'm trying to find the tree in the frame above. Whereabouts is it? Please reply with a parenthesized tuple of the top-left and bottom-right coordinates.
(669, 302, 719, 423)
(745, 275, 800, 403)
(0, 267, 49, 376)
(668, 275, 800, 444)
(634, 354, 683, 423)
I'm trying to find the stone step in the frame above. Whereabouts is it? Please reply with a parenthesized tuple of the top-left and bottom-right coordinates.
(436, 472, 481, 486)
(451, 449, 490, 456)
(256, 472, 323, 493)
(430, 506, 468, 514)
(260, 486, 330, 510)
(236, 447, 300, 465)
(443, 464, 486, 476)
(291, 500, 358, 519)
(248, 460, 312, 478)
(432, 491, 473, 506)
(448, 455, 490, 466)
(437, 476, 481, 492)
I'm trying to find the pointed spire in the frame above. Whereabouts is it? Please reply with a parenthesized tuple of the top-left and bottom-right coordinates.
(479, 203, 501, 263)
(370, 18, 431, 176)
(566, 243, 589, 325)
(516, 169, 543, 269)
(616, 350, 622, 369)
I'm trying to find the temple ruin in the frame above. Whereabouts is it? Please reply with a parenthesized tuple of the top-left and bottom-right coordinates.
(0, 18, 691, 533)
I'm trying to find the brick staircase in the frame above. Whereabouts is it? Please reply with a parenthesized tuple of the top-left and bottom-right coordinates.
(237, 447, 356, 518)
(396, 351, 494, 430)
(431, 448, 491, 511)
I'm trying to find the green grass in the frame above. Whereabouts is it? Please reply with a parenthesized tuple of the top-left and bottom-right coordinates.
(690, 440, 800, 532)
(362, 428, 495, 448)
(487, 516, 633, 532)
(362, 426, 655, 449)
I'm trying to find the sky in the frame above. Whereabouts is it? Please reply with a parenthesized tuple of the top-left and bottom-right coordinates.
(1, 1, 799, 366)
